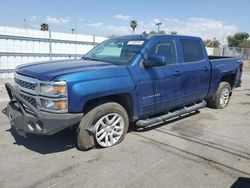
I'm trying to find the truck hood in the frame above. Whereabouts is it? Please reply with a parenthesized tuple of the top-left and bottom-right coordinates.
(15, 59, 118, 81)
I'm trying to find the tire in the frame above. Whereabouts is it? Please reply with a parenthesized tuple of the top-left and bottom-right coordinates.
(77, 102, 129, 151)
(207, 81, 232, 109)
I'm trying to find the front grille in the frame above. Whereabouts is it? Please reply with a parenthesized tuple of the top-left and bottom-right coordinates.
(15, 78, 36, 91)
(20, 93, 37, 108)
(14, 74, 39, 109)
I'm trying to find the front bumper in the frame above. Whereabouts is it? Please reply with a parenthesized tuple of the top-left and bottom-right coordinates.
(3, 83, 83, 136)
(235, 79, 242, 88)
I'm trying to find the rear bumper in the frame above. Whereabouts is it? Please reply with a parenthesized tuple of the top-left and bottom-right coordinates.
(3, 83, 83, 136)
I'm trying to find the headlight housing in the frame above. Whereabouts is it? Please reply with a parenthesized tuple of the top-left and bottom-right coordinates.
(40, 81, 67, 97)
(39, 81, 68, 113)
(40, 98, 68, 112)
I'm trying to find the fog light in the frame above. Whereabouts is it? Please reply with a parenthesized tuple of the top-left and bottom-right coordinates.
(9, 113, 13, 120)
(27, 122, 34, 131)
(35, 121, 43, 131)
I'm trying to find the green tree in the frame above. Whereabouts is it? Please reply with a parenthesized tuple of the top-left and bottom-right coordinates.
(204, 38, 220, 48)
(227, 32, 249, 47)
(149, 31, 157, 34)
(40, 23, 49, 31)
(158, 30, 165, 34)
(170, 31, 177, 35)
(149, 30, 166, 34)
(130, 20, 137, 32)
(227, 36, 237, 47)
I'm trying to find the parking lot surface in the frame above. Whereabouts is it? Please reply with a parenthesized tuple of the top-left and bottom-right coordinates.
(0, 70, 250, 188)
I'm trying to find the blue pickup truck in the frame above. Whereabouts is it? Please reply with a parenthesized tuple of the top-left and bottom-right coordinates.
(4, 33, 243, 150)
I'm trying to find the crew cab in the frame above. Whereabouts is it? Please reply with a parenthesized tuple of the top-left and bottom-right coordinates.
(4, 34, 243, 150)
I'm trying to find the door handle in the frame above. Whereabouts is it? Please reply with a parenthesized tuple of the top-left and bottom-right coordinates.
(203, 67, 209, 71)
(173, 71, 182, 76)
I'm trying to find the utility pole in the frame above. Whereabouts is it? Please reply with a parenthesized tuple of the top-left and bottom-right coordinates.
(23, 18, 27, 29)
(70, 24, 79, 58)
(75, 23, 78, 59)
(49, 30, 52, 60)
(156, 22, 162, 33)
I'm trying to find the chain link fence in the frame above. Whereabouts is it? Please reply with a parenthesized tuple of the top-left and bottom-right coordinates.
(206, 47, 250, 60)
(223, 47, 250, 60)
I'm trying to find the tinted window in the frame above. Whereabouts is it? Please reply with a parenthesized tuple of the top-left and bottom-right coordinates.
(181, 39, 204, 62)
(148, 39, 177, 64)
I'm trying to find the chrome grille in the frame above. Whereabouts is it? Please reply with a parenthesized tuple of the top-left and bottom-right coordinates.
(20, 93, 37, 108)
(15, 78, 36, 91)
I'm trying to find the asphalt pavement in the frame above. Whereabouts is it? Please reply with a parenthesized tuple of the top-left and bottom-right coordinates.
(0, 71, 250, 188)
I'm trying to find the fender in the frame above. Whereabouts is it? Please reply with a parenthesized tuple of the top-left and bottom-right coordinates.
(68, 75, 137, 113)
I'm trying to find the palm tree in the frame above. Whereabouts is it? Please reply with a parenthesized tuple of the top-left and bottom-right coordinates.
(40, 23, 49, 31)
(130, 20, 137, 33)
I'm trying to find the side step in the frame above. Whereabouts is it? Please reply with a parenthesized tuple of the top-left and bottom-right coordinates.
(136, 100, 207, 127)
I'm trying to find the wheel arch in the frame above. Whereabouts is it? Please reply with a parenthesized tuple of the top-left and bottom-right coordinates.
(83, 93, 134, 122)
(220, 73, 236, 89)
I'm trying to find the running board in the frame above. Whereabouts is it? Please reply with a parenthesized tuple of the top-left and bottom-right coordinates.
(136, 100, 207, 127)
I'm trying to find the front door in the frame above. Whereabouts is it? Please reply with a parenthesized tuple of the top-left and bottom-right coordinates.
(136, 37, 183, 116)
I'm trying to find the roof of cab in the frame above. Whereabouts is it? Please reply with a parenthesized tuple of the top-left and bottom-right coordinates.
(114, 34, 202, 41)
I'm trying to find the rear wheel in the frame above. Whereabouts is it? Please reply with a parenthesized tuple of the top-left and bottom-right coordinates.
(207, 82, 231, 109)
(77, 102, 129, 151)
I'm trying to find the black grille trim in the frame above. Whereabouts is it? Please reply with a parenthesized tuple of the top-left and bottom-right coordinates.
(15, 78, 36, 91)
(20, 93, 37, 108)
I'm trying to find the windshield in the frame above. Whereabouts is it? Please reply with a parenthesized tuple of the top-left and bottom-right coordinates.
(82, 38, 145, 65)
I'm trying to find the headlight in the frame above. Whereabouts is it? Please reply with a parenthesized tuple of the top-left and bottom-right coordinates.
(40, 81, 67, 96)
(39, 81, 68, 112)
(40, 98, 68, 112)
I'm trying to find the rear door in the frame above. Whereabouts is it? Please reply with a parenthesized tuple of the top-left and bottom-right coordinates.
(179, 38, 211, 103)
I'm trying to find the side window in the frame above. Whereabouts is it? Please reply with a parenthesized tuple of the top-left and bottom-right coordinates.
(180, 39, 204, 62)
(148, 39, 177, 64)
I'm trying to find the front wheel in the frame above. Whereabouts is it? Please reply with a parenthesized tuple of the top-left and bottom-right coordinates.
(77, 102, 129, 151)
(207, 82, 232, 109)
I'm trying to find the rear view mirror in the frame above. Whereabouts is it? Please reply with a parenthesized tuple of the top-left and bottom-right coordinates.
(143, 55, 167, 68)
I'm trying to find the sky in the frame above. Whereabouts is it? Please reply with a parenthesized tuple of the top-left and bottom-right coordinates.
(0, 0, 249, 44)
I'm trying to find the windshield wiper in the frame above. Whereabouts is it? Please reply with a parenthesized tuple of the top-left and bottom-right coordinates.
(81, 57, 100, 61)
(81, 56, 119, 65)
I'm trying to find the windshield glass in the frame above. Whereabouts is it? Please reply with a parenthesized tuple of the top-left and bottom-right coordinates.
(82, 38, 145, 65)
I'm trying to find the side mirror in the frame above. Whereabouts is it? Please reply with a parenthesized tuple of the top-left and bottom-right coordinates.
(143, 55, 167, 68)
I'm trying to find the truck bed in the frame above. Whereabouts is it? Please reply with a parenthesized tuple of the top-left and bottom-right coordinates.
(207, 55, 242, 97)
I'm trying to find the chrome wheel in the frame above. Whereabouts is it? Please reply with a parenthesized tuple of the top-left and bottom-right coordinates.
(220, 87, 230, 107)
(95, 113, 124, 147)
